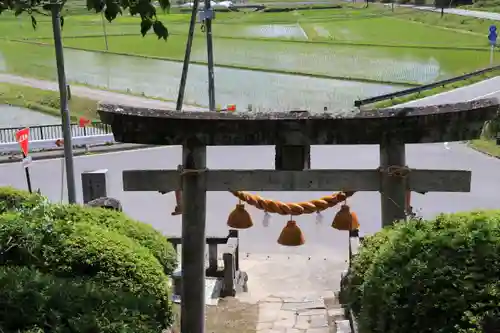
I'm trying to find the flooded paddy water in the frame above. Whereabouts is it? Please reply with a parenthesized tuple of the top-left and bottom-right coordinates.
(0, 42, 400, 112)
(0, 105, 58, 128)
(240, 24, 309, 40)
(0, 33, 489, 117)
(57, 32, 489, 85)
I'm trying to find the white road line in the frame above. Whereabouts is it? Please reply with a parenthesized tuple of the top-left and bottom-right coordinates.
(469, 88, 500, 101)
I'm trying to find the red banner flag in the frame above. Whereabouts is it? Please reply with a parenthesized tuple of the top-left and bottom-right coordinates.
(79, 117, 91, 127)
(15, 128, 30, 157)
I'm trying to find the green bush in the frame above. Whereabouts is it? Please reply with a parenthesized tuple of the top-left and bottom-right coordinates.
(343, 226, 394, 316)
(0, 186, 177, 275)
(48, 204, 178, 275)
(0, 186, 46, 213)
(353, 211, 500, 333)
(0, 265, 167, 333)
(0, 208, 173, 326)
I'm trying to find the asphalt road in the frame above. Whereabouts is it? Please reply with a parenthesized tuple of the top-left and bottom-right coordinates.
(392, 75, 500, 107)
(1, 142, 499, 259)
(0, 74, 206, 111)
(401, 4, 500, 21)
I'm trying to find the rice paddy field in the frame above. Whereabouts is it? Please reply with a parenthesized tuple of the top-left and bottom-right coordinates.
(0, 3, 498, 111)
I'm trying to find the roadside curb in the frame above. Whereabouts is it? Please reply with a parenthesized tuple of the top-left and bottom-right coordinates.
(0, 144, 155, 164)
(467, 142, 500, 159)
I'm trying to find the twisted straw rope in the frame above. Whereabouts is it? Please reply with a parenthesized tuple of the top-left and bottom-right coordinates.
(177, 165, 410, 216)
(230, 191, 355, 216)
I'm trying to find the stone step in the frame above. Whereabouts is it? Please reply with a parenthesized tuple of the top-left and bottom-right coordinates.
(252, 292, 355, 333)
(324, 293, 352, 333)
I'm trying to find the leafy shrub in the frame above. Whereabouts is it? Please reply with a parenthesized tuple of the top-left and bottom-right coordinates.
(343, 226, 394, 315)
(354, 211, 500, 333)
(0, 186, 45, 214)
(0, 265, 167, 333)
(48, 204, 178, 275)
(0, 186, 177, 275)
(482, 115, 500, 140)
(0, 208, 173, 326)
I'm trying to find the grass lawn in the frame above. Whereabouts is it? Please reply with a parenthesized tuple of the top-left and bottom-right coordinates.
(2, 6, 493, 47)
(0, 5, 493, 42)
(0, 82, 99, 121)
(469, 138, 500, 157)
(394, 6, 498, 35)
(300, 14, 487, 47)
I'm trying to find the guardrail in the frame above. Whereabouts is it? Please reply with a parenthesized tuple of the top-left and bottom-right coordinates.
(0, 122, 112, 143)
(354, 64, 500, 107)
(0, 134, 115, 154)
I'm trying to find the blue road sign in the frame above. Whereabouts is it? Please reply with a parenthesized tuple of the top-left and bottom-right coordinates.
(489, 25, 497, 45)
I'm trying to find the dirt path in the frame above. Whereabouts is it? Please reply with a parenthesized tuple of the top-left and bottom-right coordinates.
(0, 73, 207, 111)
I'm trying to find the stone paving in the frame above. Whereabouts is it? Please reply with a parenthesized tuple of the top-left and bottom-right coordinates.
(234, 254, 350, 333)
(255, 295, 331, 332)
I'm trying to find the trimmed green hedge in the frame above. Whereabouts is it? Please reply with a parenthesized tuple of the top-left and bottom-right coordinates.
(0, 186, 179, 331)
(0, 187, 177, 275)
(48, 204, 178, 275)
(0, 186, 46, 213)
(0, 209, 171, 308)
(343, 226, 394, 316)
(0, 265, 166, 333)
(347, 211, 500, 333)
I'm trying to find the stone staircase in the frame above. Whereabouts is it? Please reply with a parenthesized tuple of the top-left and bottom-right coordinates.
(236, 254, 352, 333)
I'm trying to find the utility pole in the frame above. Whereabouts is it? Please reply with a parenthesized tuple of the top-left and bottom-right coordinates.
(101, 11, 109, 51)
(204, 0, 216, 110)
(176, 0, 200, 111)
(50, 0, 77, 204)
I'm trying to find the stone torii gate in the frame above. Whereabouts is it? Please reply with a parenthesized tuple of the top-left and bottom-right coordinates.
(98, 99, 497, 333)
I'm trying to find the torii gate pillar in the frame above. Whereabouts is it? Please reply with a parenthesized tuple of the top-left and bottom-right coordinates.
(380, 140, 406, 226)
(180, 141, 207, 333)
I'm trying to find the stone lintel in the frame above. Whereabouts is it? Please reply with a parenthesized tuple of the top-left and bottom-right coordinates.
(98, 99, 499, 146)
(122, 168, 471, 192)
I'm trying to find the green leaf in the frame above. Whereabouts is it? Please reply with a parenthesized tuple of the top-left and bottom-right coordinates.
(153, 20, 168, 40)
(158, 0, 170, 12)
(0, 2, 7, 15)
(119, 0, 130, 9)
(104, 2, 121, 22)
(5, 0, 14, 10)
(87, 0, 104, 12)
(131, 0, 156, 20)
(86, 0, 94, 10)
(140, 18, 152, 37)
(30, 14, 36, 29)
(14, 6, 23, 16)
